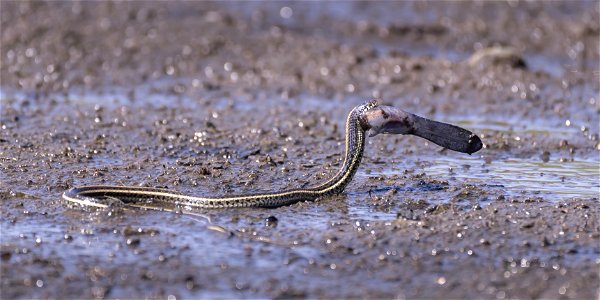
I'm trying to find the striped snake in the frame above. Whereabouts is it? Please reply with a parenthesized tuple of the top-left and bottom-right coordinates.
(63, 100, 482, 209)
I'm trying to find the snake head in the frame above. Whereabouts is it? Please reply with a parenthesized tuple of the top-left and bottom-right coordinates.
(364, 104, 483, 154)
(364, 105, 414, 137)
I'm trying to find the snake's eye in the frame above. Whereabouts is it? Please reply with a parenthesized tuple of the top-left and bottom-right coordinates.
(368, 99, 379, 109)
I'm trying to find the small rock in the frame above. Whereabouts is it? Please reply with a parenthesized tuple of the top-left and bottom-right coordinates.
(467, 46, 527, 69)
(265, 216, 278, 227)
(541, 151, 550, 162)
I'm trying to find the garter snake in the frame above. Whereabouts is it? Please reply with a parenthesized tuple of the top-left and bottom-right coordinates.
(63, 100, 482, 209)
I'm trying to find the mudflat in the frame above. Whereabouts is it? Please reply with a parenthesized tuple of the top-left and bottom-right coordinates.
(1, 2, 598, 299)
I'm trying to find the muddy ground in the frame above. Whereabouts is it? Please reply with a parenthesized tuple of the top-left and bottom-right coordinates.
(1, 1, 599, 299)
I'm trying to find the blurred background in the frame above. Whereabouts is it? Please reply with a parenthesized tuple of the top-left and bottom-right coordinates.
(2, 1, 598, 100)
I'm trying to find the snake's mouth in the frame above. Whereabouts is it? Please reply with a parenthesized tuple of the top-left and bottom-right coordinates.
(367, 105, 483, 155)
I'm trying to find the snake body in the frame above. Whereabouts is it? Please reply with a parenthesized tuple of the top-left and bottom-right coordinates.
(62, 101, 378, 209)
(63, 100, 482, 209)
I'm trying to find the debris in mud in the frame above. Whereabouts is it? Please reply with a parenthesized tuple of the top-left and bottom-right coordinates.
(122, 226, 160, 237)
(467, 46, 527, 69)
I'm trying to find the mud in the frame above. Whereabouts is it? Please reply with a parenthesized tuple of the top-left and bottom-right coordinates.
(1, 2, 599, 299)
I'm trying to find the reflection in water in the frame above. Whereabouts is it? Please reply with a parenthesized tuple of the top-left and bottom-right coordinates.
(402, 155, 597, 200)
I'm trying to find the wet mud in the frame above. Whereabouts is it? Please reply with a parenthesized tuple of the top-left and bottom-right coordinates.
(1, 2, 599, 299)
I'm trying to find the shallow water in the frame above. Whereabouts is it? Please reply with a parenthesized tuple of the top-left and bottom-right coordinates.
(418, 155, 597, 200)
